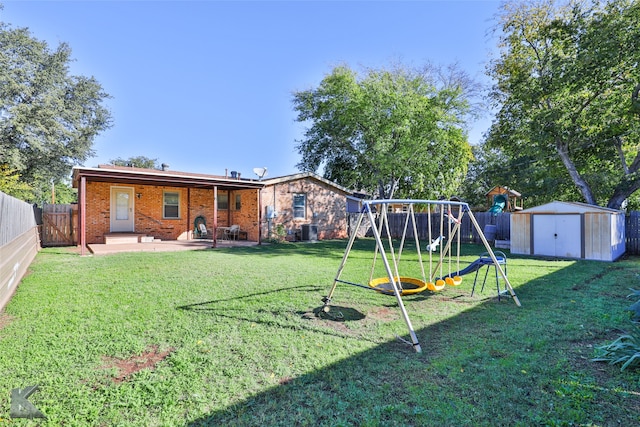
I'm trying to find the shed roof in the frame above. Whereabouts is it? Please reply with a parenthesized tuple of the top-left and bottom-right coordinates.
(516, 201, 622, 214)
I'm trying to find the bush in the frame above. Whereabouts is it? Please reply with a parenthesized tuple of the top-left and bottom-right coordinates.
(592, 326, 640, 371)
(592, 288, 640, 371)
(265, 223, 287, 244)
(626, 288, 640, 323)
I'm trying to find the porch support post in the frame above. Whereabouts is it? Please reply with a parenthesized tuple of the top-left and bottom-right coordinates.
(257, 188, 262, 245)
(187, 188, 191, 240)
(79, 176, 87, 256)
(212, 185, 218, 248)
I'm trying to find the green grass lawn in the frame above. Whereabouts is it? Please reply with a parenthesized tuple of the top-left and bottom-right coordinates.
(0, 239, 639, 426)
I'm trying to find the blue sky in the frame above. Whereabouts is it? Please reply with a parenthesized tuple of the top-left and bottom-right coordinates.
(2, 0, 502, 180)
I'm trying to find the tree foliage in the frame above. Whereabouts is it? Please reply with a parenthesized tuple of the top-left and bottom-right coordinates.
(0, 17, 112, 203)
(293, 63, 475, 199)
(485, 0, 640, 209)
(0, 164, 33, 200)
(110, 156, 160, 169)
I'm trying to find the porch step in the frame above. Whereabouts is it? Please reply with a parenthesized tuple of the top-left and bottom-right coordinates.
(104, 233, 152, 244)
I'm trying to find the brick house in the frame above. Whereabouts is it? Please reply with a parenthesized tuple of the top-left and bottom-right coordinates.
(72, 165, 264, 255)
(72, 166, 355, 254)
(260, 172, 352, 241)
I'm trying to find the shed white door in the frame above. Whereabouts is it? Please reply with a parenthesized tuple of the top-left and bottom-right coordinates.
(533, 214, 581, 258)
(110, 187, 135, 232)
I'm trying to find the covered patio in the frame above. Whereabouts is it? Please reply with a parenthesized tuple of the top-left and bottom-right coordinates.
(72, 165, 266, 256)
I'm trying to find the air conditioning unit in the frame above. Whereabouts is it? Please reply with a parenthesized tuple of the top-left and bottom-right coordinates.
(301, 224, 318, 241)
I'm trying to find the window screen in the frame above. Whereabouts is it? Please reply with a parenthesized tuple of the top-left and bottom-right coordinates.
(293, 194, 306, 219)
(164, 192, 180, 218)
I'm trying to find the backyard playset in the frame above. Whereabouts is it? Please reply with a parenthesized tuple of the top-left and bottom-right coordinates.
(321, 199, 521, 353)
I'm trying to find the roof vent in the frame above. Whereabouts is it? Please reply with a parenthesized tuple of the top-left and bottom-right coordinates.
(230, 171, 238, 179)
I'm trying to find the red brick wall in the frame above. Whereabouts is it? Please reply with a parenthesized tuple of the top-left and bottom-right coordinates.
(260, 178, 348, 240)
(188, 188, 260, 241)
(83, 182, 260, 244)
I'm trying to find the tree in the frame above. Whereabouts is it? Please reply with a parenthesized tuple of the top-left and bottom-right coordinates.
(0, 164, 34, 200)
(0, 16, 112, 203)
(292, 63, 476, 200)
(486, 0, 640, 209)
(110, 156, 160, 169)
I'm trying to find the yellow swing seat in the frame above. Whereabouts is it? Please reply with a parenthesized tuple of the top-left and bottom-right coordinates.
(445, 276, 463, 286)
(427, 279, 446, 292)
(368, 276, 428, 295)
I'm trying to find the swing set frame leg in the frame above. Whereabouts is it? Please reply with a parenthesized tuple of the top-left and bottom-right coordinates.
(467, 210, 521, 307)
(365, 205, 422, 352)
(323, 204, 422, 353)
(322, 207, 366, 311)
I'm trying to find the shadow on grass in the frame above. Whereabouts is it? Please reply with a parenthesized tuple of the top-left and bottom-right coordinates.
(185, 258, 639, 426)
(176, 285, 324, 311)
(211, 240, 352, 260)
(177, 285, 373, 345)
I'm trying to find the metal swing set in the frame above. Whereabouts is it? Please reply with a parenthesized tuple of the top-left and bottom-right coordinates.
(321, 199, 521, 353)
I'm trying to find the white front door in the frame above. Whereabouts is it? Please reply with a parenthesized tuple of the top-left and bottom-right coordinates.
(110, 187, 135, 232)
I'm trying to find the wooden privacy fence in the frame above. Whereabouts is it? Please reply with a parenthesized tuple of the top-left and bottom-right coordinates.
(355, 209, 640, 255)
(41, 203, 76, 247)
(356, 211, 511, 244)
(626, 211, 640, 255)
(0, 191, 40, 311)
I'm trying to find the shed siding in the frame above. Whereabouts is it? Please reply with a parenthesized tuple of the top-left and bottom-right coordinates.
(612, 213, 626, 260)
(584, 213, 610, 261)
(510, 212, 531, 255)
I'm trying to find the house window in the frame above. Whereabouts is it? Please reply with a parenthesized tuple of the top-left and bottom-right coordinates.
(235, 194, 242, 210)
(163, 191, 180, 219)
(218, 193, 228, 210)
(293, 194, 306, 219)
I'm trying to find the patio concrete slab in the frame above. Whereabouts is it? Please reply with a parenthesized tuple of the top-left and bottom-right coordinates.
(86, 239, 258, 255)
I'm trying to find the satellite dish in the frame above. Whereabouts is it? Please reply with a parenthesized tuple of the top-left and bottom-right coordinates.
(253, 167, 268, 180)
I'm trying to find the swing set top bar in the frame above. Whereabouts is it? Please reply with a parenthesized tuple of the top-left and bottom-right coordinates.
(361, 199, 470, 209)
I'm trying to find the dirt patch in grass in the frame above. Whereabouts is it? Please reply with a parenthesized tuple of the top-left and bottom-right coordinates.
(300, 306, 368, 336)
(102, 345, 174, 383)
(366, 307, 398, 321)
(0, 312, 15, 331)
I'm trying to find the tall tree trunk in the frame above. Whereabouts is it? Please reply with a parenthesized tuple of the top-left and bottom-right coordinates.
(607, 132, 640, 210)
(608, 175, 640, 210)
(607, 150, 640, 210)
(555, 139, 597, 205)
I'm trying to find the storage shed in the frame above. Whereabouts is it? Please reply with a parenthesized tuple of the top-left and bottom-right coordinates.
(510, 201, 625, 261)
